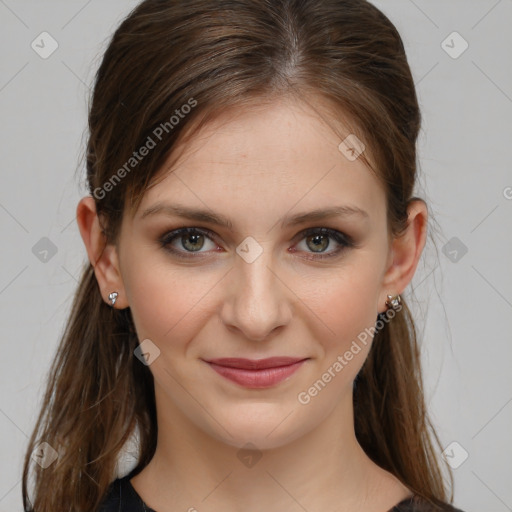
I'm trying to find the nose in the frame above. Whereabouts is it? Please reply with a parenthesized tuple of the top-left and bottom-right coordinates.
(219, 247, 293, 342)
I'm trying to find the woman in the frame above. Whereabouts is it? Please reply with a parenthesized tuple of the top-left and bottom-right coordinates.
(22, 0, 467, 511)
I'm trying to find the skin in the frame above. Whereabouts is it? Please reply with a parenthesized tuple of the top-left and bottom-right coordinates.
(77, 95, 427, 512)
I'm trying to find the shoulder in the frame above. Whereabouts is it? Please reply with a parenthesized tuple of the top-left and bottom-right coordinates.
(96, 478, 121, 512)
(96, 475, 148, 512)
(392, 495, 467, 512)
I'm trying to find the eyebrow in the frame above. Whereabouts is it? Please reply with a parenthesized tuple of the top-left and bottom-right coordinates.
(139, 202, 369, 229)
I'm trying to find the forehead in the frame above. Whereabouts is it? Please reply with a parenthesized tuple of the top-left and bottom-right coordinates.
(134, 96, 386, 226)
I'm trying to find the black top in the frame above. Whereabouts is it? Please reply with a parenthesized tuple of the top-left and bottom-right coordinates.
(97, 474, 467, 512)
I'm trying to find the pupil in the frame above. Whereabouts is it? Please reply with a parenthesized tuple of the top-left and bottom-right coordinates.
(308, 234, 328, 252)
(183, 234, 203, 251)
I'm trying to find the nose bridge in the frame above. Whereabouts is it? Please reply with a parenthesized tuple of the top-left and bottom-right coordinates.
(222, 239, 291, 340)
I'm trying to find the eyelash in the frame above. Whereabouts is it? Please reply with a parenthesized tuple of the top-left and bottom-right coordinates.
(159, 226, 354, 261)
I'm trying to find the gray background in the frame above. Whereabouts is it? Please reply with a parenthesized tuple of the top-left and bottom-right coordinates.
(0, 1, 511, 511)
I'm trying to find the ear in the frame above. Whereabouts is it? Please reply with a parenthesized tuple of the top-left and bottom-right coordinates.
(76, 196, 129, 309)
(378, 199, 428, 313)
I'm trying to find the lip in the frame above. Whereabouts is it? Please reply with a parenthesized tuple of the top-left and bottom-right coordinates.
(203, 357, 309, 389)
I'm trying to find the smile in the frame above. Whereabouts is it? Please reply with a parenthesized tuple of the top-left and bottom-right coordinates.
(204, 357, 309, 389)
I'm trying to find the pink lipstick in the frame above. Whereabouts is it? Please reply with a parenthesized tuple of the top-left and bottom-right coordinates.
(204, 357, 308, 388)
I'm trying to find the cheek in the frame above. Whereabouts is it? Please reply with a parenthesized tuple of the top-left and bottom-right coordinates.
(294, 261, 383, 351)
(125, 260, 218, 348)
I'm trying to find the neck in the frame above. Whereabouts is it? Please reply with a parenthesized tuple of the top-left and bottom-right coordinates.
(130, 385, 409, 512)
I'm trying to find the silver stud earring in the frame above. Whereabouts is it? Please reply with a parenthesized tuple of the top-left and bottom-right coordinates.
(108, 291, 119, 307)
(385, 294, 401, 310)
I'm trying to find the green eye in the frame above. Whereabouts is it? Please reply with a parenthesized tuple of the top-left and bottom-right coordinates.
(159, 226, 354, 260)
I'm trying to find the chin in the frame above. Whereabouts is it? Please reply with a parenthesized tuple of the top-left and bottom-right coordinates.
(203, 407, 311, 451)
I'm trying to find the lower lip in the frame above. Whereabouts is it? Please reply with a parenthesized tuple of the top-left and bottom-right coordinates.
(206, 360, 307, 388)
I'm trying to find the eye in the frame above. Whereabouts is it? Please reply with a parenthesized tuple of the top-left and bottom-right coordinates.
(159, 226, 354, 260)
(159, 227, 219, 258)
(292, 227, 354, 260)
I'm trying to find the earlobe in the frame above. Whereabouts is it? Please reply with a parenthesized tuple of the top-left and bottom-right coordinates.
(378, 199, 428, 312)
(76, 196, 129, 309)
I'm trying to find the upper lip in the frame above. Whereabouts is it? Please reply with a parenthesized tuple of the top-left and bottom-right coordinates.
(204, 357, 308, 370)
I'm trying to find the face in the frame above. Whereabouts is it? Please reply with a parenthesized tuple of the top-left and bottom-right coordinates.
(116, 95, 394, 450)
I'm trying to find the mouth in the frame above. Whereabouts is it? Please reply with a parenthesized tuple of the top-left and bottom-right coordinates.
(202, 357, 309, 389)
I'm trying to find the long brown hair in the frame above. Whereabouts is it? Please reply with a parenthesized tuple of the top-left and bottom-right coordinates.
(22, 1, 454, 510)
